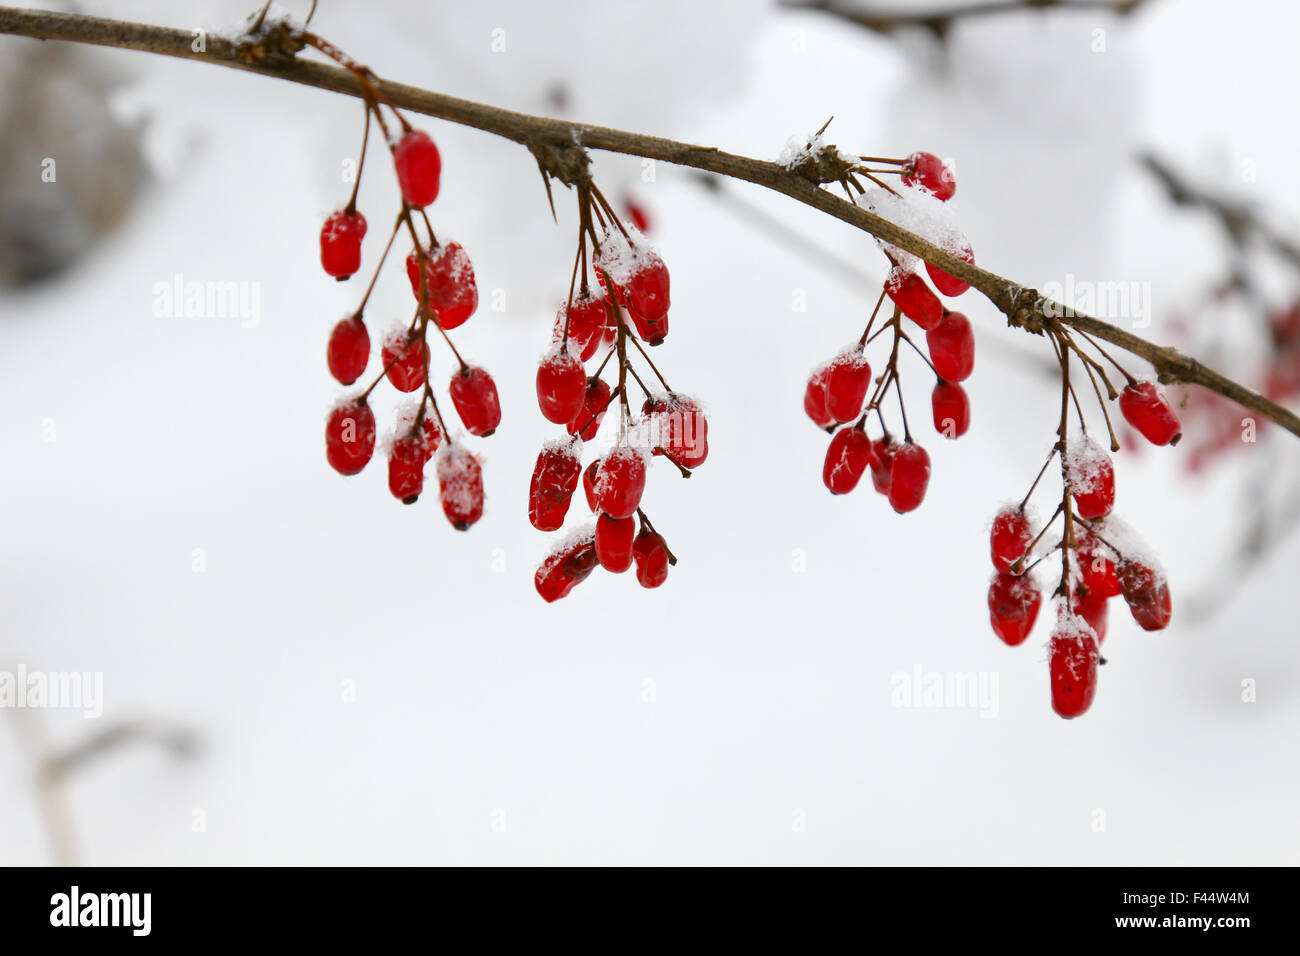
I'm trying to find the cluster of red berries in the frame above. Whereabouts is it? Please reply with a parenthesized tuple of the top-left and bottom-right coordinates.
(987, 379, 1181, 718)
(805, 151, 974, 513)
(318, 95, 493, 531)
(531, 194, 702, 602)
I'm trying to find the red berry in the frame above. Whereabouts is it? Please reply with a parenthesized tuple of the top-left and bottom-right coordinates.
(642, 394, 708, 469)
(1049, 627, 1099, 719)
(595, 513, 636, 572)
(327, 315, 370, 386)
(528, 441, 583, 532)
(449, 365, 501, 437)
(901, 151, 955, 201)
(1067, 438, 1115, 520)
(582, 458, 601, 511)
(320, 210, 367, 279)
(822, 426, 873, 494)
(556, 294, 605, 362)
(626, 256, 671, 337)
(436, 445, 484, 530)
(990, 506, 1033, 573)
(888, 442, 931, 513)
(623, 198, 651, 234)
(1076, 530, 1120, 598)
(420, 413, 444, 462)
(381, 331, 427, 393)
(803, 364, 835, 430)
(632, 526, 670, 589)
(1070, 590, 1109, 644)
(387, 431, 427, 504)
(535, 531, 599, 603)
(1118, 381, 1182, 446)
(869, 437, 898, 495)
(987, 572, 1041, 646)
(825, 352, 873, 423)
(925, 240, 974, 297)
(885, 268, 943, 331)
(931, 381, 970, 438)
(536, 349, 588, 425)
(925, 311, 975, 383)
(593, 446, 646, 519)
(567, 378, 611, 440)
(393, 130, 442, 207)
(406, 243, 478, 329)
(1117, 560, 1172, 631)
(325, 399, 376, 476)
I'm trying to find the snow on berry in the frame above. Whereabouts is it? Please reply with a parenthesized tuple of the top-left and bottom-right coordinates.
(435, 444, 485, 530)
(528, 439, 583, 532)
(381, 327, 427, 393)
(824, 350, 873, 423)
(406, 242, 478, 329)
(857, 183, 968, 275)
(593, 445, 647, 519)
(535, 524, 599, 603)
(901, 151, 956, 201)
(990, 504, 1035, 573)
(639, 392, 709, 469)
(387, 431, 427, 504)
(803, 362, 836, 430)
(1048, 606, 1101, 719)
(1065, 436, 1115, 519)
(536, 347, 588, 425)
(556, 293, 606, 362)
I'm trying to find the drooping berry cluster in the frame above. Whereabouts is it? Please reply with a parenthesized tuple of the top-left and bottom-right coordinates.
(315, 50, 491, 531)
(804, 151, 973, 512)
(985, 326, 1180, 718)
(531, 183, 700, 601)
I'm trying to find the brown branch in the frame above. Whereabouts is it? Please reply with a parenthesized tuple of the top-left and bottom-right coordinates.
(1, 5, 1296, 436)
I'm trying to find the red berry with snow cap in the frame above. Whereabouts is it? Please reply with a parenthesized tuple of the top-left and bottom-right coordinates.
(393, 130, 442, 207)
(406, 243, 478, 329)
(535, 531, 599, 603)
(1118, 559, 1172, 631)
(988, 572, 1041, 646)
(643, 394, 709, 469)
(825, 352, 873, 423)
(327, 315, 370, 386)
(320, 210, 367, 279)
(557, 294, 606, 362)
(1050, 625, 1099, 719)
(1076, 529, 1121, 598)
(529, 442, 583, 532)
(990, 506, 1033, 573)
(381, 331, 427, 393)
(436, 445, 484, 530)
(902, 151, 955, 201)
(449, 365, 501, 437)
(804, 365, 836, 430)
(593, 446, 646, 520)
(387, 431, 427, 504)
(1068, 437, 1115, 519)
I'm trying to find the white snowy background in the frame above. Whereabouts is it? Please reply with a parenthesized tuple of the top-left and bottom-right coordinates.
(1, 0, 1298, 864)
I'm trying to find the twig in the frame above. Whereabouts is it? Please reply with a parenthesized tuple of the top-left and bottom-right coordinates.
(0, 6, 1295, 435)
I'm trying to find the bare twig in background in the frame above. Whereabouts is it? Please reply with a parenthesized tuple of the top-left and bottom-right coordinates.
(781, 0, 1150, 41)
(0, 5, 1296, 437)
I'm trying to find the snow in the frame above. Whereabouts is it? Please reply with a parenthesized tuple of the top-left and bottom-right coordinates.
(777, 130, 856, 171)
(856, 183, 969, 274)
(593, 224, 655, 286)
(1064, 435, 1112, 495)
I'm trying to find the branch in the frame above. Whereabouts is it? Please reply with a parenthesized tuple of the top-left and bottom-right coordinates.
(2, 5, 1296, 436)
(781, 0, 1150, 40)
